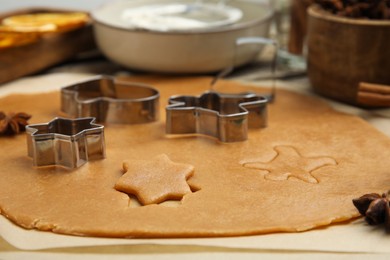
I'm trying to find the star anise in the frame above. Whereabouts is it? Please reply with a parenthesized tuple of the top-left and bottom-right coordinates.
(314, 0, 390, 19)
(353, 190, 390, 230)
(0, 111, 31, 136)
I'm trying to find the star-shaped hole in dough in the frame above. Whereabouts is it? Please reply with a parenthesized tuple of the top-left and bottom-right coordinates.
(115, 154, 195, 205)
(242, 146, 337, 184)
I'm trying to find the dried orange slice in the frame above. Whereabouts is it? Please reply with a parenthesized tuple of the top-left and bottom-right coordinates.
(2, 12, 89, 33)
(0, 30, 39, 49)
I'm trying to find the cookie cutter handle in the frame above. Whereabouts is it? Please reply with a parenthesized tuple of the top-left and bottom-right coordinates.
(211, 36, 278, 100)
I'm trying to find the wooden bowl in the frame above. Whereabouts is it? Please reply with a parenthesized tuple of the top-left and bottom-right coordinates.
(307, 5, 390, 106)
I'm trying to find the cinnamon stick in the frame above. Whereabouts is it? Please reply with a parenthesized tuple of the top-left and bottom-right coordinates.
(359, 82, 390, 95)
(357, 82, 390, 107)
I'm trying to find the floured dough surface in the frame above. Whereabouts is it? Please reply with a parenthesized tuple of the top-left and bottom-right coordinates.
(0, 76, 390, 238)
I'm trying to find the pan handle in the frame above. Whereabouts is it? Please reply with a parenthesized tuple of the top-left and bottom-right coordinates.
(210, 36, 278, 101)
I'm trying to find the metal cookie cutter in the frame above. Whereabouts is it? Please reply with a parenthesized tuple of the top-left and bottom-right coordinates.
(61, 75, 159, 124)
(166, 91, 269, 142)
(26, 117, 105, 169)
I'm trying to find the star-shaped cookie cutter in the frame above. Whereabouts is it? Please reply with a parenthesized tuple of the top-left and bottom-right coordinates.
(166, 91, 269, 142)
(26, 117, 105, 169)
(60, 75, 159, 124)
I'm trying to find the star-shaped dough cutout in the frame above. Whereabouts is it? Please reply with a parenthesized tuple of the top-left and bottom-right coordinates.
(115, 154, 194, 205)
(242, 146, 337, 184)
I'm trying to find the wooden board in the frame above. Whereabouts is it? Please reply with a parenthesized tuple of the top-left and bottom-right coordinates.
(0, 8, 96, 84)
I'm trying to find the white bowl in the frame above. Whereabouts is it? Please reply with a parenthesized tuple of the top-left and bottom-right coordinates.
(91, 0, 274, 73)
